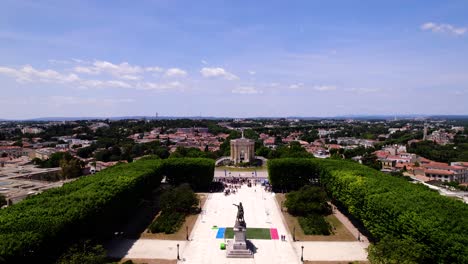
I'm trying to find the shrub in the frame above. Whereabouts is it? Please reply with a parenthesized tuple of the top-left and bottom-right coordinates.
(284, 186, 331, 216)
(148, 211, 185, 234)
(160, 184, 199, 214)
(298, 215, 331, 235)
(0, 194, 6, 207)
(149, 184, 199, 234)
(163, 158, 214, 191)
(368, 236, 430, 264)
(268, 158, 320, 191)
(56, 240, 107, 264)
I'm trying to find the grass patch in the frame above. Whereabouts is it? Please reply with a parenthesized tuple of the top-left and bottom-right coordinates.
(224, 228, 271, 239)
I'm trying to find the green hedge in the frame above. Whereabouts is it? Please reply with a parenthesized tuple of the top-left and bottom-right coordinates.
(148, 211, 185, 234)
(148, 184, 199, 234)
(163, 158, 214, 191)
(0, 159, 164, 262)
(268, 158, 468, 263)
(267, 158, 320, 191)
(298, 215, 331, 235)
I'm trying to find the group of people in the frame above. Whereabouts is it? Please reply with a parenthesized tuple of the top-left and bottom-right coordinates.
(215, 176, 262, 196)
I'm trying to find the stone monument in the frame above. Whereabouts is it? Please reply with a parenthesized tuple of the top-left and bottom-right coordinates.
(226, 202, 253, 258)
(230, 130, 255, 164)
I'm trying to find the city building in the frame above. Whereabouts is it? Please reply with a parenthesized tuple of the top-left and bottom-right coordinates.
(21, 127, 44, 134)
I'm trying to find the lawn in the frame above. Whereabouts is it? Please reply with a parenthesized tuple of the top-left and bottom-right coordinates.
(224, 227, 271, 240)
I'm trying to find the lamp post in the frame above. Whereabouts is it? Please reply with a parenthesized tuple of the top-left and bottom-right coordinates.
(186, 225, 189, 241)
(177, 243, 180, 260)
(301, 245, 304, 262)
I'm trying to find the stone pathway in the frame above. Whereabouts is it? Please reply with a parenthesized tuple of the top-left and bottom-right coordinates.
(295, 241, 368, 262)
(107, 239, 186, 260)
(332, 205, 370, 244)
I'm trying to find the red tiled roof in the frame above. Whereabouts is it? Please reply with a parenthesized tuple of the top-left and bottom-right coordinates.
(422, 163, 464, 170)
(425, 169, 454, 175)
(0, 146, 21, 150)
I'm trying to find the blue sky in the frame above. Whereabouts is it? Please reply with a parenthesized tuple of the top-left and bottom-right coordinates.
(1, 0, 468, 119)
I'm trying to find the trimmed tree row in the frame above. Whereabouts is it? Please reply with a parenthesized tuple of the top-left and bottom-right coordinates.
(0, 157, 214, 262)
(268, 158, 468, 264)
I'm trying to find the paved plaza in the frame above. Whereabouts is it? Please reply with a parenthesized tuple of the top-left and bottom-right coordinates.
(107, 179, 368, 263)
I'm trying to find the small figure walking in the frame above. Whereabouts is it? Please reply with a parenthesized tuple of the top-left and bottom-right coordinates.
(357, 233, 361, 242)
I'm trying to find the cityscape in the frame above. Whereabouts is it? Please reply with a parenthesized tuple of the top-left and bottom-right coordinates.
(1, 1, 468, 264)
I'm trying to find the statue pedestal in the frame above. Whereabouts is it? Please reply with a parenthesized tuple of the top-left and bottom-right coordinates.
(226, 225, 253, 258)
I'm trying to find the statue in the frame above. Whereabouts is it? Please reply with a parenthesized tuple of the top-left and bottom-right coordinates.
(227, 202, 253, 258)
(233, 202, 245, 224)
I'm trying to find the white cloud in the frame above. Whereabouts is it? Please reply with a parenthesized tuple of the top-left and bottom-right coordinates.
(80, 79, 132, 89)
(200, 67, 238, 80)
(313, 85, 336, 91)
(74, 66, 99, 75)
(421, 22, 467, 36)
(92, 60, 143, 76)
(0, 65, 79, 83)
(232, 86, 262, 94)
(137, 81, 183, 90)
(120, 74, 141, 80)
(248, 71, 256, 75)
(75, 60, 163, 79)
(70, 60, 178, 81)
(145, 66, 164, 73)
(201, 60, 208, 65)
(289, 83, 304, 89)
(0, 61, 185, 92)
(164, 68, 187, 77)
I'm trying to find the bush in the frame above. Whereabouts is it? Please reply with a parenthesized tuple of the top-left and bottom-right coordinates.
(163, 158, 214, 191)
(285, 185, 332, 236)
(0, 194, 6, 207)
(368, 236, 430, 264)
(148, 211, 185, 234)
(284, 186, 331, 216)
(149, 184, 199, 234)
(268, 158, 319, 191)
(298, 215, 331, 235)
(56, 240, 107, 264)
(160, 184, 199, 214)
